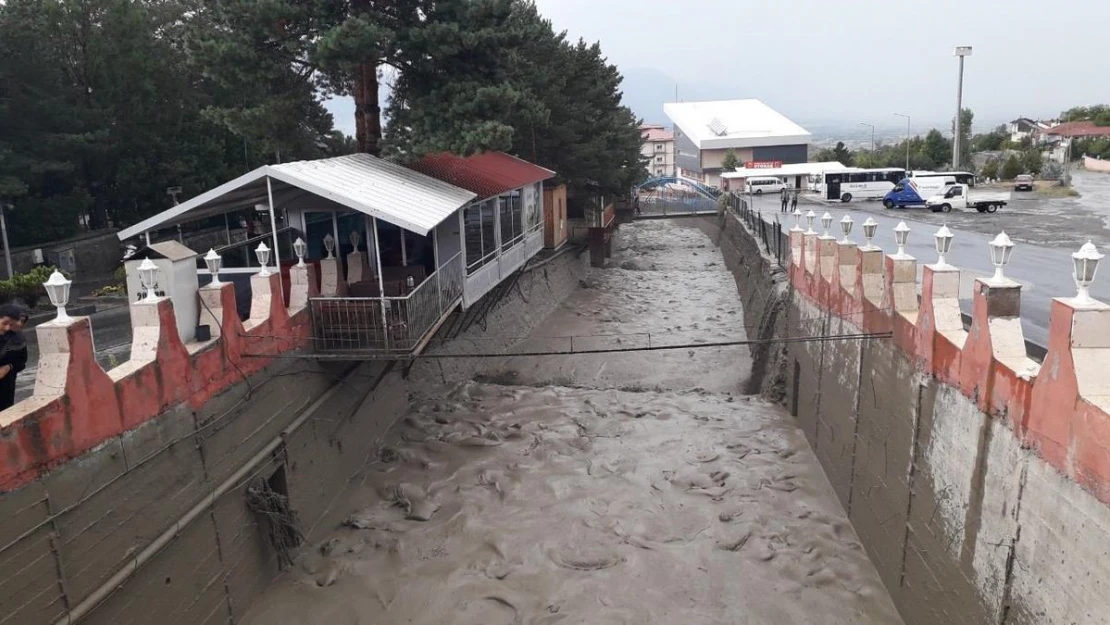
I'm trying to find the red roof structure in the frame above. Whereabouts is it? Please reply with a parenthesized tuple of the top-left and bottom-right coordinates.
(407, 152, 556, 200)
(1044, 121, 1110, 138)
(640, 124, 674, 142)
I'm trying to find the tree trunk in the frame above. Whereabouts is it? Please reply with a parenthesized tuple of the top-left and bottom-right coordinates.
(353, 63, 382, 156)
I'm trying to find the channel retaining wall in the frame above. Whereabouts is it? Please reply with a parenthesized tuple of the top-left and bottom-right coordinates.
(702, 210, 1110, 625)
(0, 247, 590, 625)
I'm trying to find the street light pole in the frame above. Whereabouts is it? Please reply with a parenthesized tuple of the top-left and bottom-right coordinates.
(0, 203, 12, 279)
(858, 122, 875, 167)
(894, 113, 911, 171)
(953, 46, 973, 170)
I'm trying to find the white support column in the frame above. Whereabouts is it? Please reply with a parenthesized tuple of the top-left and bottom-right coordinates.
(401, 227, 408, 266)
(372, 217, 389, 348)
(265, 176, 284, 297)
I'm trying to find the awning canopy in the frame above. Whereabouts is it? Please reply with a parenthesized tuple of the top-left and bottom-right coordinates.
(117, 153, 478, 241)
(720, 161, 852, 180)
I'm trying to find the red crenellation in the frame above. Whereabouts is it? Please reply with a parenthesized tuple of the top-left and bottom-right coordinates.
(0, 268, 315, 493)
(787, 227, 1110, 504)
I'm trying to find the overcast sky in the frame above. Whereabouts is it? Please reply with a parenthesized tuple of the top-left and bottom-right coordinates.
(326, 1, 1107, 137)
(530, 0, 1109, 131)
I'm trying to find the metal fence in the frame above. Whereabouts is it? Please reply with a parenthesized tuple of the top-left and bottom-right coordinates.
(636, 195, 719, 217)
(309, 252, 464, 355)
(735, 196, 789, 268)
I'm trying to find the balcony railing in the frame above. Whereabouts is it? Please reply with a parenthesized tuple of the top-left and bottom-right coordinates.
(308, 252, 463, 356)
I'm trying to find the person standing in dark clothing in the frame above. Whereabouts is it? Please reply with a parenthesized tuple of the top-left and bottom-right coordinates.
(780, 189, 789, 212)
(790, 190, 799, 212)
(0, 304, 29, 411)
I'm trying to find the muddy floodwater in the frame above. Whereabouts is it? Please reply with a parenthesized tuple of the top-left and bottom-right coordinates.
(240, 220, 904, 625)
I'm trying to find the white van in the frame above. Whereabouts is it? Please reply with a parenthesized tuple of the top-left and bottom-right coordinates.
(745, 176, 787, 195)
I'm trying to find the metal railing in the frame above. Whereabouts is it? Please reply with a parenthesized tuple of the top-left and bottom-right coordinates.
(635, 195, 719, 217)
(309, 252, 463, 355)
(734, 195, 788, 268)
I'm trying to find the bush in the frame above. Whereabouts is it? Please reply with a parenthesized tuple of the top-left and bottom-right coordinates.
(980, 159, 1000, 180)
(0, 265, 64, 309)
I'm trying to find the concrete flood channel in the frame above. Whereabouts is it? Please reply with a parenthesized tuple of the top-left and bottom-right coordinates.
(239, 220, 903, 625)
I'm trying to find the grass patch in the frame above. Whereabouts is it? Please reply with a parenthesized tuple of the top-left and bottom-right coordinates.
(1035, 184, 1080, 199)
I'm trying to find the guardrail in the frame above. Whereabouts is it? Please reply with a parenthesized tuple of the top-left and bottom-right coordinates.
(309, 252, 463, 355)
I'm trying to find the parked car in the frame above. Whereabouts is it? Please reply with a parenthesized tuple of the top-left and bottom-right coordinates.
(744, 176, 787, 195)
(1014, 174, 1034, 192)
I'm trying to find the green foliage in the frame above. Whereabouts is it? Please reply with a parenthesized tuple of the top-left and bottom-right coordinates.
(1042, 160, 1064, 179)
(385, 1, 645, 198)
(814, 141, 853, 166)
(980, 159, 999, 180)
(922, 130, 952, 168)
(1001, 155, 1023, 180)
(0, 265, 61, 308)
(721, 150, 740, 172)
(1022, 150, 1044, 175)
(970, 125, 1007, 152)
(1062, 105, 1110, 126)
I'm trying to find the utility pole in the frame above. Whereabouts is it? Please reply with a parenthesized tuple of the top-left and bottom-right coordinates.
(859, 122, 875, 167)
(894, 113, 911, 170)
(953, 46, 973, 170)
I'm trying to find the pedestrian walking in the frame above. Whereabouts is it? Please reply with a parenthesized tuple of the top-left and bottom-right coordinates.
(0, 304, 29, 411)
(790, 190, 799, 212)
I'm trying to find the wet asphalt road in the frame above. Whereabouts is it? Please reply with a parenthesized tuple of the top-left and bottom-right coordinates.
(15, 304, 134, 402)
(751, 169, 1110, 347)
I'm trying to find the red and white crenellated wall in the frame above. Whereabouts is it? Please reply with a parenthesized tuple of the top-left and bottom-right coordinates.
(0, 264, 320, 492)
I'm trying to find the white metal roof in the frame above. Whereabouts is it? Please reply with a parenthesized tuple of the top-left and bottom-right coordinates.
(664, 99, 812, 151)
(117, 154, 478, 240)
(721, 161, 851, 179)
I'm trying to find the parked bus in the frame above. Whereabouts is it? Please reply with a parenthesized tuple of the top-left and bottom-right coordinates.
(909, 170, 975, 187)
(814, 167, 906, 202)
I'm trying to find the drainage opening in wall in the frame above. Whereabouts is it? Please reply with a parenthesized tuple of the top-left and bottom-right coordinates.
(246, 464, 305, 571)
(791, 359, 800, 417)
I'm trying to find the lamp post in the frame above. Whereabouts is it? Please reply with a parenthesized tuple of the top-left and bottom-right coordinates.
(137, 258, 160, 302)
(839, 215, 853, 244)
(44, 270, 72, 322)
(934, 225, 954, 268)
(1072, 240, 1103, 304)
(255, 242, 272, 277)
(988, 232, 1014, 283)
(893, 221, 910, 258)
(293, 237, 307, 267)
(0, 202, 12, 279)
(893, 113, 911, 171)
(323, 234, 335, 259)
(204, 249, 222, 286)
(820, 212, 833, 238)
(805, 210, 816, 234)
(791, 208, 803, 232)
(953, 46, 973, 170)
(859, 122, 875, 167)
(862, 217, 878, 250)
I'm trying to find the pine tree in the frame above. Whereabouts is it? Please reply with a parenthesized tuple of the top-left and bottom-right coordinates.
(1001, 155, 1023, 180)
(721, 150, 740, 172)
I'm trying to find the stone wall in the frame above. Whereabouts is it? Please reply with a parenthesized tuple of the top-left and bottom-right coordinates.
(705, 209, 1110, 625)
(1083, 155, 1110, 173)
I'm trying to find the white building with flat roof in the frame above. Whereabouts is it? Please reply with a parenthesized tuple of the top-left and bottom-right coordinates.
(665, 99, 811, 188)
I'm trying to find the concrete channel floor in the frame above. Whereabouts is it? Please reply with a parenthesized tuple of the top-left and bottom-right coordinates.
(239, 219, 904, 625)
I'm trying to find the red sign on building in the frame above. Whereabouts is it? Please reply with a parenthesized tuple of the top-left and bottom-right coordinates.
(747, 160, 782, 169)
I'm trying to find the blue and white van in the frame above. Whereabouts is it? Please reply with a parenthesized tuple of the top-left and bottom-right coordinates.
(882, 176, 955, 209)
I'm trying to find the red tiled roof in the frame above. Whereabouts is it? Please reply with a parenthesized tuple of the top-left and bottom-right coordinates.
(407, 152, 556, 200)
(1044, 121, 1110, 138)
(641, 125, 673, 142)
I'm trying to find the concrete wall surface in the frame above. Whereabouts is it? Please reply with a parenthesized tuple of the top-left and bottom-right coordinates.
(0, 245, 588, 625)
(705, 206, 1110, 625)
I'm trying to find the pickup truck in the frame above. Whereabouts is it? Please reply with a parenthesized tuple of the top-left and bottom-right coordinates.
(926, 184, 1009, 214)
